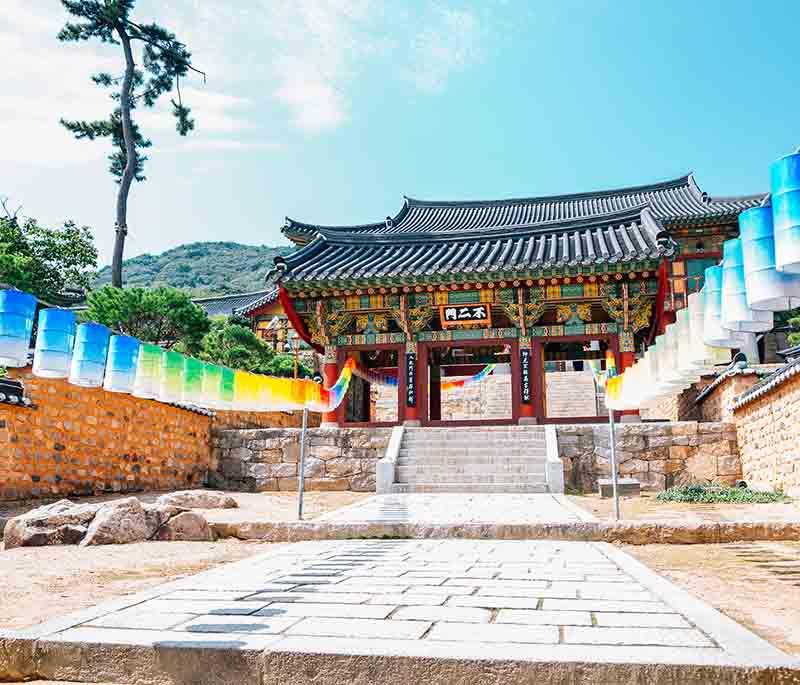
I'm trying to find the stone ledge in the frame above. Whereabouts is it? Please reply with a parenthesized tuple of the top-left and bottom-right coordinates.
(208, 519, 800, 545)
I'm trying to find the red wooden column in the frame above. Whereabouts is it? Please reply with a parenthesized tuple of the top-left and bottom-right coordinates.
(321, 346, 340, 427)
(403, 341, 421, 425)
(518, 336, 536, 424)
(618, 346, 639, 420)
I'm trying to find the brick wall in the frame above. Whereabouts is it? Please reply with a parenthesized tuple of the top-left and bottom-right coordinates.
(697, 374, 760, 422)
(0, 367, 307, 502)
(556, 422, 741, 493)
(210, 427, 391, 492)
(733, 371, 800, 497)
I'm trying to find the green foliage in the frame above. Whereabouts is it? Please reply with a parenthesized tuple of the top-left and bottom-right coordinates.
(198, 318, 311, 378)
(85, 285, 209, 353)
(0, 212, 97, 301)
(58, 0, 200, 184)
(94, 242, 294, 296)
(656, 484, 785, 504)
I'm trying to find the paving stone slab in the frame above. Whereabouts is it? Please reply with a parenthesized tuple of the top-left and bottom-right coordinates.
(3, 539, 798, 685)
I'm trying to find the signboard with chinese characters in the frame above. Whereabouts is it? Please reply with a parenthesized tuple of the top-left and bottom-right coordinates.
(405, 352, 417, 407)
(439, 304, 492, 328)
(520, 347, 532, 404)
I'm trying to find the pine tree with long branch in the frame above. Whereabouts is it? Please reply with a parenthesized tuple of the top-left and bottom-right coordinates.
(59, 0, 205, 287)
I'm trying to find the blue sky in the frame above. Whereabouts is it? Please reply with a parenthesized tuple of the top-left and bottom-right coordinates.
(1, 1, 797, 266)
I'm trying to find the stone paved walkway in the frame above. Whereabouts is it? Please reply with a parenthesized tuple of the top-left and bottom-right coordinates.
(8, 539, 795, 684)
(319, 493, 594, 524)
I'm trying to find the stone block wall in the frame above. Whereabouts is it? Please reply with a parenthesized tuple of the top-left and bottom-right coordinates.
(210, 427, 392, 492)
(545, 371, 602, 418)
(374, 374, 513, 422)
(733, 371, 800, 497)
(0, 367, 308, 502)
(556, 422, 741, 493)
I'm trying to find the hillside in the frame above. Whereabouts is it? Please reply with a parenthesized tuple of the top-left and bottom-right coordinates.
(94, 242, 295, 296)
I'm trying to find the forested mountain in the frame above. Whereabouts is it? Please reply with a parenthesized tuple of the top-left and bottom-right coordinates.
(94, 242, 294, 296)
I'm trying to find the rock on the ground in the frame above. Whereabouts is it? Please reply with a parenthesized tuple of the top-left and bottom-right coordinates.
(80, 497, 150, 546)
(156, 490, 238, 509)
(142, 503, 185, 539)
(154, 511, 214, 541)
(3, 499, 101, 549)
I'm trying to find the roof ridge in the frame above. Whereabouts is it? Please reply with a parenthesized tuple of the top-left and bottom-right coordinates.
(192, 288, 274, 303)
(313, 204, 659, 245)
(403, 174, 693, 209)
(284, 198, 411, 234)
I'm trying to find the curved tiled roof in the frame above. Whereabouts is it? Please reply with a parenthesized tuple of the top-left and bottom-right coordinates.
(284, 174, 763, 244)
(193, 289, 276, 318)
(234, 287, 279, 316)
(276, 206, 675, 287)
(733, 356, 800, 410)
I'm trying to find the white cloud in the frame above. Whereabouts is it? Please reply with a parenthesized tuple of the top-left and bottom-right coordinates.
(263, 0, 380, 134)
(181, 139, 284, 152)
(409, 7, 482, 92)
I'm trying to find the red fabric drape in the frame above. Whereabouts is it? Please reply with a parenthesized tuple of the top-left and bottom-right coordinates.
(649, 259, 669, 343)
(278, 285, 324, 354)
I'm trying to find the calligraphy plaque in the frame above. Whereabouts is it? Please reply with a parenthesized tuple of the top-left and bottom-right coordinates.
(439, 304, 492, 328)
(405, 352, 417, 407)
(519, 347, 532, 404)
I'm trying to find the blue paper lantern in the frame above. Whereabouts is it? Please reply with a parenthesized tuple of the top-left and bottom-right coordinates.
(720, 238, 773, 332)
(703, 266, 748, 348)
(739, 205, 800, 311)
(68, 322, 110, 388)
(0, 289, 37, 367)
(32, 309, 76, 379)
(771, 152, 800, 274)
(103, 335, 140, 394)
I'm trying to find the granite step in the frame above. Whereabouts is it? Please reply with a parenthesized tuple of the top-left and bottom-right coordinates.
(390, 482, 550, 493)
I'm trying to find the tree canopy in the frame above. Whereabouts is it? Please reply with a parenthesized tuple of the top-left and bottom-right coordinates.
(0, 203, 97, 302)
(199, 318, 312, 378)
(84, 285, 209, 353)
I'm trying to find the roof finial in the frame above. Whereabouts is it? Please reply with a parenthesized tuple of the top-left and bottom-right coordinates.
(385, 216, 394, 229)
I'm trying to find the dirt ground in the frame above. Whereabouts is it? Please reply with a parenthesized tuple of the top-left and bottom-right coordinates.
(569, 492, 800, 522)
(0, 539, 274, 631)
(0, 491, 370, 631)
(630, 541, 800, 656)
(0, 490, 371, 529)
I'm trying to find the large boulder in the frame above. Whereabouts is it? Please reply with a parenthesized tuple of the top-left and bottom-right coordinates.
(80, 497, 150, 546)
(156, 490, 238, 509)
(142, 503, 185, 538)
(3, 499, 101, 549)
(154, 511, 214, 541)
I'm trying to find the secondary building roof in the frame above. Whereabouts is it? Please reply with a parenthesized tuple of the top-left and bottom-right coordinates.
(193, 288, 277, 318)
(275, 206, 676, 289)
(283, 174, 763, 245)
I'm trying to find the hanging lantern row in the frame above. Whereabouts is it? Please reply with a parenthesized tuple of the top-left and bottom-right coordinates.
(0, 291, 355, 414)
(607, 149, 800, 410)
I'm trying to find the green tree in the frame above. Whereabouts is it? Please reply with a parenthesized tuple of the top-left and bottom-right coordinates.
(0, 201, 97, 301)
(199, 318, 311, 378)
(85, 286, 209, 352)
(58, 0, 204, 288)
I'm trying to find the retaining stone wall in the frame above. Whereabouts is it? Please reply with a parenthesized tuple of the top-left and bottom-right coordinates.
(556, 422, 741, 493)
(210, 427, 392, 492)
(0, 367, 307, 502)
(733, 371, 800, 497)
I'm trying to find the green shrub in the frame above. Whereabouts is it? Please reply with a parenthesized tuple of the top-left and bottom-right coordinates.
(656, 484, 785, 504)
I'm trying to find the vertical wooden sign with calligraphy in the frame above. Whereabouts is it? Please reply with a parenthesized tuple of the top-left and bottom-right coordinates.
(405, 352, 417, 407)
(520, 347, 532, 404)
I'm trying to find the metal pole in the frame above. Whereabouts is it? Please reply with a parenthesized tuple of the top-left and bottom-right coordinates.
(297, 407, 309, 520)
(607, 408, 621, 520)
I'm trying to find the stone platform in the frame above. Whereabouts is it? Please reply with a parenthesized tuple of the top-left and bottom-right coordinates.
(3, 540, 797, 684)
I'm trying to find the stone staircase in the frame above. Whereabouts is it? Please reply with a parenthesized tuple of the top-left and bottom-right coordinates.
(390, 426, 551, 494)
